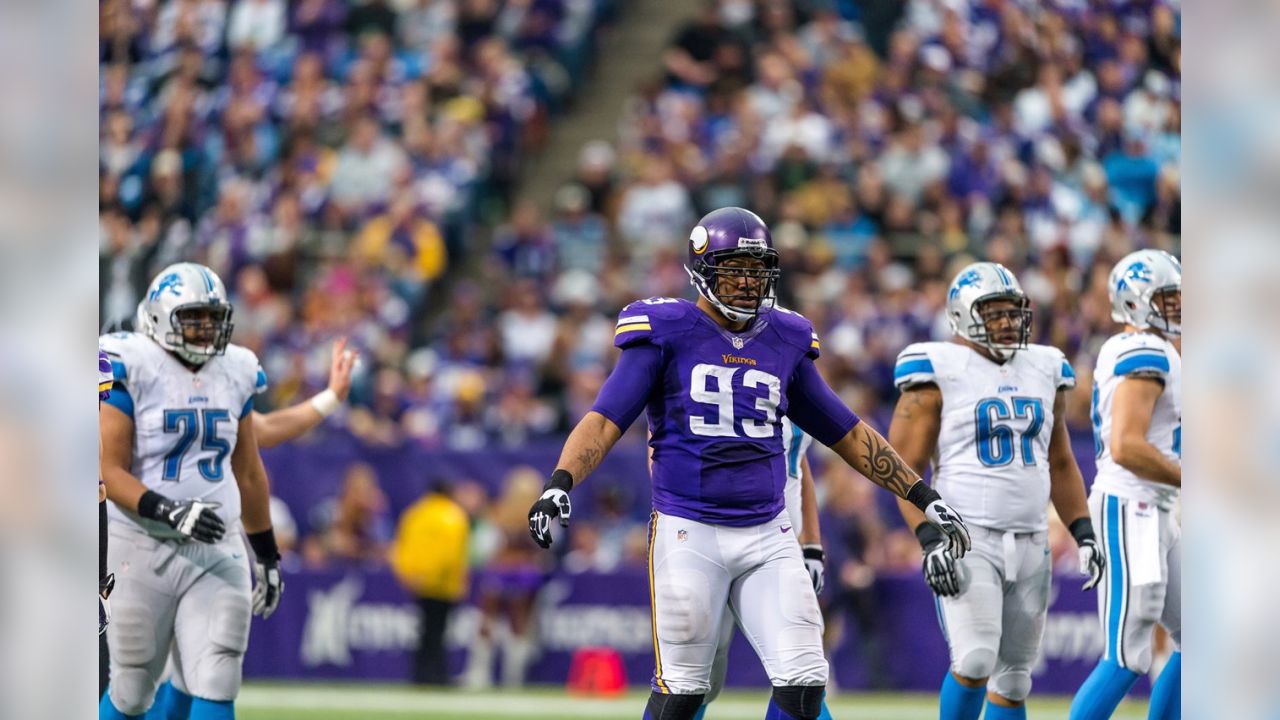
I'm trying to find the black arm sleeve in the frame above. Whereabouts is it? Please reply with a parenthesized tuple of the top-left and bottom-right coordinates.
(589, 344, 662, 433)
(786, 357, 861, 447)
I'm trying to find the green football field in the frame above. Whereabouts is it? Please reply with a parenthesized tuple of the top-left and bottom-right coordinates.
(236, 683, 1150, 719)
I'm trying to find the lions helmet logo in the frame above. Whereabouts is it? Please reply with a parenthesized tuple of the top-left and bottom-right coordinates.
(948, 269, 982, 300)
(1116, 261, 1152, 292)
(690, 226, 709, 255)
(149, 272, 185, 302)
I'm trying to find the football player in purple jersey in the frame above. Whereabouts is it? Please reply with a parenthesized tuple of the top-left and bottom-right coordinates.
(527, 207, 971, 720)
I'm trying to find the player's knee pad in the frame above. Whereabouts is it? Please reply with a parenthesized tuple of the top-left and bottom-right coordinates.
(108, 604, 161, 713)
(645, 691, 706, 720)
(771, 684, 826, 720)
(953, 648, 997, 683)
(990, 669, 1032, 703)
(655, 570, 714, 645)
(189, 589, 251, 701)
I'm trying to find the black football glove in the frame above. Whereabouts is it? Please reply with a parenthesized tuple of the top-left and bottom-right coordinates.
(247, 529, 284, 618)
(907, 482, 971, 559)
(528, 470, 574, 549)
(916, 524, 961, 597)
(252, 558, 284, 618)
(802, 544, 825, 594)
(98, 573, 115, 636)
(922, 541, 960, 597)
(140, 492, 226, 543)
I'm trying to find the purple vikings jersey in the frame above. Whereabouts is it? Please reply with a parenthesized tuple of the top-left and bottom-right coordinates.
(611, 298, 824, 526)
(99, 349, 113, 400)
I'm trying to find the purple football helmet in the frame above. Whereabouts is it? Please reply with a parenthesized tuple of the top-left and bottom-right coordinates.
(684, 207, 780, 322)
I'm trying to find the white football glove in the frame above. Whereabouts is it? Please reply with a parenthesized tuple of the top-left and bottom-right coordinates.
(1077, 538, 1105, 591)
(802, 545, 825, 594)
(924, 499, 972, 558)
(252, 559, 284, 619)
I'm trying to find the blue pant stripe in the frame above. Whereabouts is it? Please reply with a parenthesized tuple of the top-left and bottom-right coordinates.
(1105, 495, 1129, 667)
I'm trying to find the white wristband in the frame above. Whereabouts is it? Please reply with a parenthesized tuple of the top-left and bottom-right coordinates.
(309, 389, 340, 418)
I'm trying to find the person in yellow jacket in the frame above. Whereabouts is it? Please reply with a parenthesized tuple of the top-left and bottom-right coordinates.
(390, 480, 470, 685)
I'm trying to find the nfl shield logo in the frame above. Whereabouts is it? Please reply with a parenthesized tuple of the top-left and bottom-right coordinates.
(677, 529, 688, 543)
(732, 337, 744, 350)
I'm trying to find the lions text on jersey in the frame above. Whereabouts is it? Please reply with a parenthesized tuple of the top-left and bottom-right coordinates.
(99, 331, 268, 539)
(894, 341, 1076, 533)
(1090, 332, 1181, 509)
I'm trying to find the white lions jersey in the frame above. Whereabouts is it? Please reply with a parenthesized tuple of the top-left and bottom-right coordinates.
(100, 332, 267, 539)
(780, 416, 815, 534)
(894, 342, 1076, 533)
(1090, 332, 1181, 509)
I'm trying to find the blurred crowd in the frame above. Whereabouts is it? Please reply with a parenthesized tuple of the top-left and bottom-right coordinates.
(98, 0, 617, 404)
(99, 0, 1181, 448)
(101, 0, 1180, 685)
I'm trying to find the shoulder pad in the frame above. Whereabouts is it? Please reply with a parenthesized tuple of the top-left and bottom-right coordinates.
(767, 306, 821, 359)
(613, 297, 697, 349)
(1026, 344, 1076, 390)
(224, 344, 269, 393)
(1109, 334, 1171, 381)
(894, 342, 939, 389)
(98, 332, 148, 385)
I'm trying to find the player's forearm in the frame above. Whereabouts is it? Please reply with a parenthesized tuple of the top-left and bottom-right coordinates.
(102, 467, 149, 513)
(236, 466, 274, 533)
(1112, 437, 1182, 487)
(1049, 455, 1091, 524)
(832, 422, 923, 500)
(254, 402, 325, 449)
(798, 458, 821, 546)
(554, 411, 623, 485)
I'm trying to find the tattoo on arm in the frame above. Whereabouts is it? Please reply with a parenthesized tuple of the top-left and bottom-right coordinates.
(893, 389, 926, 423)
(574, 441, 604, 476)
(860, 429, 918, 499)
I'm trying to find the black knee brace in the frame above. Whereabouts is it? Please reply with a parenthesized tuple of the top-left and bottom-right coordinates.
(772, 684, 825, 720)
(644, 691, 706, 720)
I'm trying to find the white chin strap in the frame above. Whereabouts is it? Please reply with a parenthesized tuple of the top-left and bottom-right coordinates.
(713, 296, 753, 323)
(685, 264, 775, 323)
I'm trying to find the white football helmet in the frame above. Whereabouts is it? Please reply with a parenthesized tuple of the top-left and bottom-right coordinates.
(136, 263, 234, 365)
(1108, 249, 1181, 337)
(945, 262, 1032, 361)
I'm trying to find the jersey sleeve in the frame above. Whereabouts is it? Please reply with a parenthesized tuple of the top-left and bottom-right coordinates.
(614, 298, 696, 349)
(614, 302, 660, 349)
(1112, 338, 1171, 383)
(1055, 350, 1077, 390)
(893, 343, 937, 389)
(225, 345, 268, 418)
